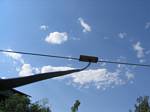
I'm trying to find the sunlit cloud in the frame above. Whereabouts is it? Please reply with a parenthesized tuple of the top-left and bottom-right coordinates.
(2, 49, 24, 64)
(45, 32, 68, 44)
(78, 17, 91, 32)
(40, 25, 48, 31)
(118, 32, 127, 39)
(125, 71, 134, 80)
(2, 49, 135, 90)
(17, 64, 134, 90)
(19, 64, 33, 77)
(133, 42, 145, 58)
(41, 65, 73, 73)
(145, 22, 150, 29)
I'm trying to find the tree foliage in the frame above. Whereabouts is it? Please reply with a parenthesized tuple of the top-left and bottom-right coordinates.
(71, 100, 80, 112)
(0, 94, 51, 112)
(130, 96, 150, 112)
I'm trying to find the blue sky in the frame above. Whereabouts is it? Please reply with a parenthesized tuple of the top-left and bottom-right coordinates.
(1, 0, 150, 112)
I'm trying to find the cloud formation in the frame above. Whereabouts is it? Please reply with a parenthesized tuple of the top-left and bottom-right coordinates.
(118, 32, 127, 39)
(125, 71, 134, 80)
(43, 66, 134, 90)
(145, 22, 150, 29)
(41, 65, 73, 73)
(2, 49, 134, 90)
(133, 42, 144, 58)
(18, 64, 134, 90)
(78, 17, 91, 32)
(3, 49, 24, 64)
(45, 32, 68, 44)
(40, 25, 48, 31)
(70, 69, 126, 89)
(19, 64, 33, 77)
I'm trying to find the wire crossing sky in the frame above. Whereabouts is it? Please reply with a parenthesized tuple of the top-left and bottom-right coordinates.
(0, 49, 150, 67)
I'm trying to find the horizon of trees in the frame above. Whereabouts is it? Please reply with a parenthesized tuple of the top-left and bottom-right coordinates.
(0, 94, 150, 112)
(0, 93, 80, 112)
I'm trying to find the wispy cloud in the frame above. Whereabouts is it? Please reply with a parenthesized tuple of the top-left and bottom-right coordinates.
(133, 41, 145, 58)
(19, 63, 41, 77)
(48, 66, 134, 90)
(17, 64, 134, 90)
(40, 25, 48, 31)
(2, 49, 24, 64)
(116, 56, 127, 68)
(78, 17, 91, 32)
(139, 59, 145, 63)
(71, 37, 81, 41)
(45, 32, 68, 44)
(70, 69, 126, 89)
(3, 49, 134, 90)
(145, 22, 150, 29)
(118, 32, 127, 39)
(125, 71, 134, 80)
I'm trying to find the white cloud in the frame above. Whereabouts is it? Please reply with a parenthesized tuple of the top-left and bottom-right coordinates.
(115, 56, 126, 68)
(3, 49, 134, 90)
(18, 65, 73, 77)
(35, 65, 133, 90)
(1, 77, 6, 79)
(70, 69, 126, 89)
(34, 67, 41, 74)
(40, 25, 48, 31)
(16, 63, 134, 90)
(41, 65, 73, 73)
(78, 17, 91, 32)
(125, 71, 134, 80)
(145, 22, 150, 29)
(3, 49, 24, 64)
(118, 32, 127, 39)
(71, 37, 81, 41)
(133, 42, 145, 58)
(139, 59, 145, 63)
(19, 64, 33, 77)
(45, 32, 68, 44)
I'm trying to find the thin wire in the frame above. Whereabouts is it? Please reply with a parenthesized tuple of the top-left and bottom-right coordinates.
(0, 49, 79, 61)
(98, 60, 150, 67)
(1, 49, 150, 68)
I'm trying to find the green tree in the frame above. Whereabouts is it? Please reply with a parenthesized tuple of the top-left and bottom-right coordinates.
(71, 100, 80, 112)
(0, 94, 51, 112)
(130, 96, 150, 112)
